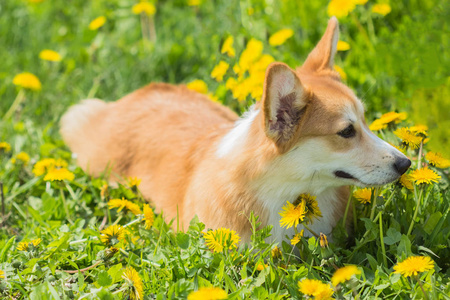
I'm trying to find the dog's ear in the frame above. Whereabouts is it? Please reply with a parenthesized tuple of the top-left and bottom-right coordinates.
(262, 63, 308, 148)
(301, 17, 339, 72)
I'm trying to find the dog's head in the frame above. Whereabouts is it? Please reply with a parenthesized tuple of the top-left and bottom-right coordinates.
(260, 17, 410, 188)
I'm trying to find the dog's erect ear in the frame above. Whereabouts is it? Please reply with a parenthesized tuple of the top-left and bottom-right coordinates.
(262, 63, 308, 148)
(302, 17, 339, 72)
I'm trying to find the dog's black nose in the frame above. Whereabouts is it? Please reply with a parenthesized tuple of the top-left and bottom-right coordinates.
(393, 157, 411, 175)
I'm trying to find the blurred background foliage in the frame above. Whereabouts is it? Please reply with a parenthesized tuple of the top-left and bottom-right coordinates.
(0, 0, 448, 154)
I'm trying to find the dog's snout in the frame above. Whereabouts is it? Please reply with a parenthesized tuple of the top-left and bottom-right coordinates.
(393, 157, 411, 175)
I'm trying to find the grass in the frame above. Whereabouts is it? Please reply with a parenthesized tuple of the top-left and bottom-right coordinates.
(0, 0, 449, 299)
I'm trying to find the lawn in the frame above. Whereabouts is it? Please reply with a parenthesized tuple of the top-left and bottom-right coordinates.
(0, 0, 449, 299)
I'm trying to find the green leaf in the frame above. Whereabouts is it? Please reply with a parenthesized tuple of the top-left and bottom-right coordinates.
(384, 228, 402, 245)
(0, 236, 15, 263)
(176, 232, 190, 250)
(423, 212, 442, 235)
(107, 263, 123, 284)
(97, 270, 113, 287)
(397, 235, 412, 258)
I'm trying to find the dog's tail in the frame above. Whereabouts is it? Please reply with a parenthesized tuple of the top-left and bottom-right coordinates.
(60, 99, 110, 175)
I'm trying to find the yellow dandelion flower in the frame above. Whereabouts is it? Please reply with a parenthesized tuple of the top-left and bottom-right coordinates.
(271, 246, 282, 259)
(12, 152, 30, 165)
(0, 270, 4, 279)
(203, 228, 240, 253)
(221, 36, 235, 57)
(409, 167, 441, 185)
(319, 233, 329, 248)
(0, 142, 11, 153)
(89, 16, 106, 31)
(188, 287, 228, 300)
(337, 40, 350, 51)
(354, 0, 368, 4)
(394, 127, 423, 149)
(331, 265, 361, 286)
(327, 0, 356, 18)
(39, 49, 62, 62)
(122, 267, 144, 300)
(188, 0, 202, 6)
(269, 29, 294, 46)
(334, 65, 347, 80)
(17, 238, 41, 251)
(239, 39, 263, 73)
(187, 79, 208, 94)
(399, 174, 414, 190)
(143, 204, 155, 229)
(13, 72, 42, 91)
(425, 152, 450, 169)
(410, 124, 428, 136)
(211, 61, 229, 82)
(390, 143, 407, 155)
(378, 111, 407, 125)
(128, 177, 142, 188)
(279, 201, 306, 229)
(298, 279, 334, 299)
(43, 167, 75, 181)
(298, 193, 322, 224)
(372, 3, 391, 16)
(132, 2, 156, 15)
(394, 256, 434, 277)
(353, 188, 372, 204)
(369, 119, 388, 131)
(100, 225, 125, 246)
(255, 262, 268, 271)
(291, 230, 304, 246)
(108, 198, 142, 215)
(33, 158, 67, 176)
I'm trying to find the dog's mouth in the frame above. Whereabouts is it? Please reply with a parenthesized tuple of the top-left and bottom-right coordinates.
(334, 170, 356, 180)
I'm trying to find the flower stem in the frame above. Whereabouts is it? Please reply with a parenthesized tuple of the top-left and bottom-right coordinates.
(407, 186, 424, 236)
(379, 213, 388, 266)
(4, 89, 25, 120)
(303, 224, 319, 238)
(416, 275, 429, 300)
(60, 187, 73, 224)
(369, 188, 379, 221)
(342, 186, 354, 235)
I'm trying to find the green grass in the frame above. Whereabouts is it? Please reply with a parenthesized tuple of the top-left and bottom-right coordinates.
(0, 0, 449, 299)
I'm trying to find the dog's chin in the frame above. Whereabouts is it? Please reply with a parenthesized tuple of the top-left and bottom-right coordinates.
(334, 170, 400, 187)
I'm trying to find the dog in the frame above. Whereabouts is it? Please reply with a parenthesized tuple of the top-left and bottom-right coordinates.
(60, 17, 410, 244)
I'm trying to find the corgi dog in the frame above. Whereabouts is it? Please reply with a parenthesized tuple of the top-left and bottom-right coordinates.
(60, 17, 410, 244)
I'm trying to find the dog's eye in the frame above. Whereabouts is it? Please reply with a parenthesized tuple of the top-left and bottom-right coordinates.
(337, 124, 356, 138)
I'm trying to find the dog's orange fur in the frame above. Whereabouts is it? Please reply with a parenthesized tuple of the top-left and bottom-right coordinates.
(61, 18, 394, 242)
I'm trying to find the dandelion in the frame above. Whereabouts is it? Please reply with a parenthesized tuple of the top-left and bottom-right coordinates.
(279, 201, 306, 229)
(271, 246, 282, 259)
(409, 167, 441, 185)
(369, 119, 387, 131)
(108, 198, 142, 215)
(13, 72, 42, 91)
(103, 247, 119, 261)
(410, 124, 428, 136)
(0, 142, 11, 153)
(327, 0, 356, 18)
(221, 36, 235, 57)
(132, 2, 156, 15)
(0, 270, 4, 279)
(425, 152, 450, 169)
(334, 65, 347, 80)
(291, 230, 304, 246)
(394, 256, 434, 277)
(394, 127, 423, 149)
(399, 174, 414, 190)
(337, 40, 350, 51)
(238, 39, 263, 73)
(187, 79, 208, 94)
(121, 267, 144, 300)
(33, 158, 67, 176)
(211, 61, 229, 82)
(12, 152, 30, 165)
(372, 3, 391, 16)
(128, 177, 142, 188)
(298, 279, 333, 299)
(269, 29, 294, 46)
(187, 287, 228, 300)
(331, 265, 361, 286)
(143, 204, 155, 229)
(89, 16, 106, 30)
(319, 233, 328, 248)
(203, 228, 240, 253)
(299, 194, 322, 224)
(353, 188, 372, 204)
(100, 225, 125, 246)
(188, 0, 202, 6)
(17, 238, 41, 251)
(44, 167, 75, 181)
(39, 49, 62, 62)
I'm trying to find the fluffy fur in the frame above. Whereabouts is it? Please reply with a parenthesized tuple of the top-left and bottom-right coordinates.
(60, 17, 410, 244)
